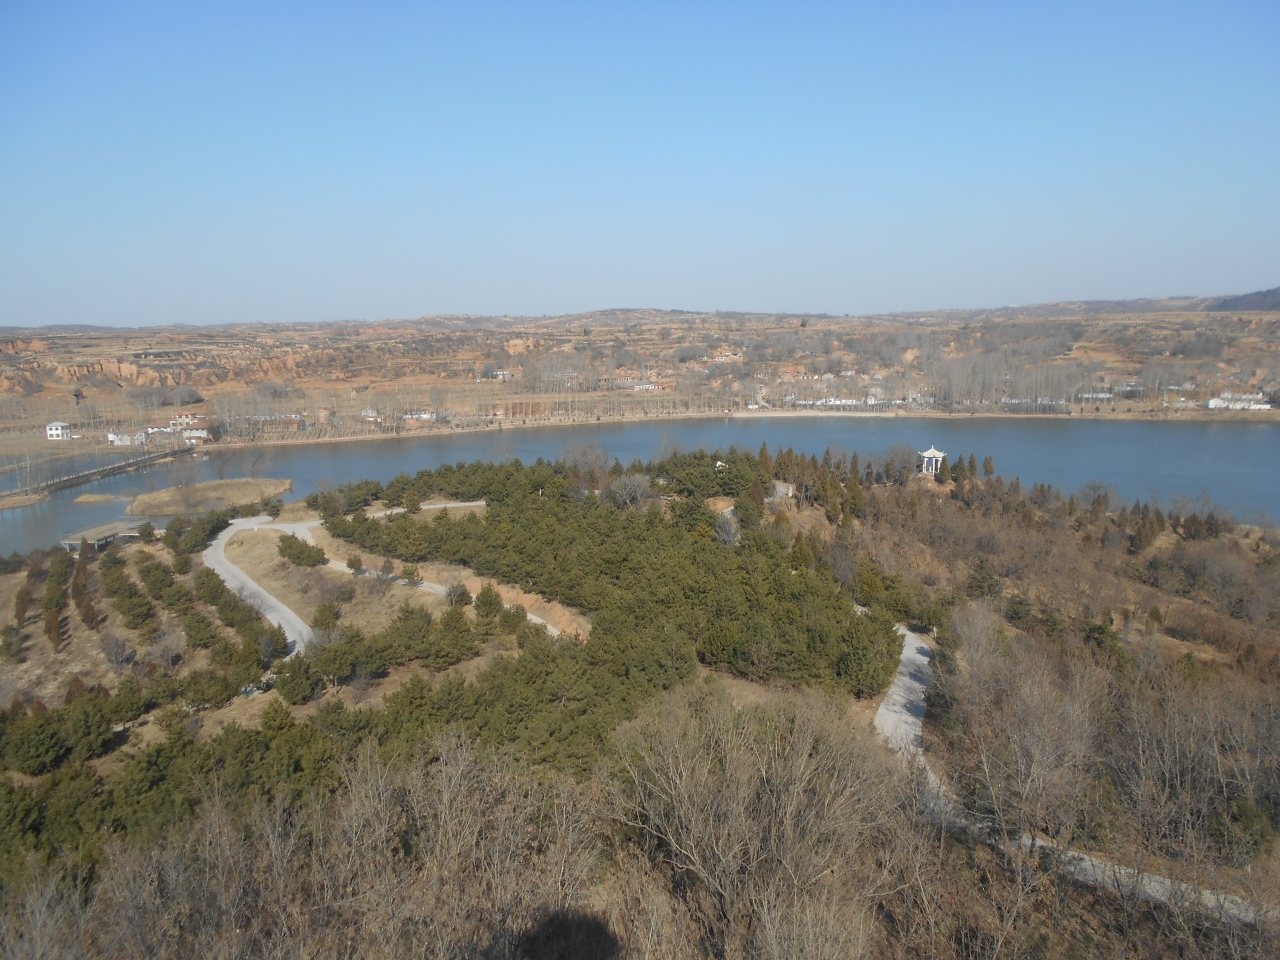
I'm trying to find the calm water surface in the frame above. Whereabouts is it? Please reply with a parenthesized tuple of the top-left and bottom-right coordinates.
(2, 416, 1276, 555)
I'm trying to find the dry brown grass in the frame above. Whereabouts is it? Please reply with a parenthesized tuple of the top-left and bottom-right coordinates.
(0, 492, 49, 512)
(697, 667, 880, 733)
(1, 571, 117, 707)
(0, 571, 22, 632)
(225, 518, 590, 639)
(303, 523, 366, 563)
(413, 559, 592, 638)
(127, 477, 292, 516)
(786, 503, 835, 538)
(419, 498, 487, 517)
(223, 528, 446, 633)
(296, 507, 587, 637)
(0, 541, 248, 708)
(274, 500, 317, 522)
(89, 716, 167, 777)
(194, 690, 291, 742)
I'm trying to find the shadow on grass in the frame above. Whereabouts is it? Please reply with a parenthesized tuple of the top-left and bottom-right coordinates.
(516, 908, 621, 960)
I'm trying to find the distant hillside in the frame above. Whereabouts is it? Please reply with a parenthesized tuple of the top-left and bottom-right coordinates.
(1202, 286, 1280, 312)
(3, 286, 1276, 336)
(924, 285, 1280, 321)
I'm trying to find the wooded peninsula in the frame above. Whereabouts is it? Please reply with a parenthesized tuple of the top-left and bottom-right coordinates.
(1, 441, 1277, 957)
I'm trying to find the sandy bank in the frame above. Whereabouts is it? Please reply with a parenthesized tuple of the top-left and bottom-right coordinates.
(0, 491, 48, 512)
(127, 477, 292, 516)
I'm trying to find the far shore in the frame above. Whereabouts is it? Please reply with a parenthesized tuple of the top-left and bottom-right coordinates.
(205, 404, 1278, 455)
(0, 405, 1273, 513)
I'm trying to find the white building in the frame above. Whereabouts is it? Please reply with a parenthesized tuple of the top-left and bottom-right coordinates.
(107, 431, 148, 447)
(1207, 393, 1271, 411)
(46, 421, 71, 440)
(919, 446, 946, 476)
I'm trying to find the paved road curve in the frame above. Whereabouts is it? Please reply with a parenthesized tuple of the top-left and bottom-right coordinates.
(873, 626, 1275, 927)
(201, 505, 561, 659)
(203, 516, 315, 653)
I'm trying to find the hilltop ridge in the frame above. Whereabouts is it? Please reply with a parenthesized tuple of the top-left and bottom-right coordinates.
(1, 285, 1277, 337)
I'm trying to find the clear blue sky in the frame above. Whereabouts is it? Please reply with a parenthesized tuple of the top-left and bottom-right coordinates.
(2, 1, 1277, 326)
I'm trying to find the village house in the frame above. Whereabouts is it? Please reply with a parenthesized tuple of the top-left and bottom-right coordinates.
(1207, 392, 1271, 411)
(246, 413, 307, 432)
(175, 417, 220, 444)
(45, 421, 72, 440)
(107, 431, 148, 447)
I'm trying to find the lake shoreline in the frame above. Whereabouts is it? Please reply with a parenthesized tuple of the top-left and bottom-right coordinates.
(4, 413, 1277, 555)
(206, 405, 1278, 455)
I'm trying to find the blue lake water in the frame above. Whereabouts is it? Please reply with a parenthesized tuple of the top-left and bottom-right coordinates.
(2, 415, 1277, 555)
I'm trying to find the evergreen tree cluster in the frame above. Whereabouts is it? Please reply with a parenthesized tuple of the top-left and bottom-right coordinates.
(38, 548, 74, 650)
(323, 456, 901, 698)
(0, 681, 114, 777)
(276, 532, 328, 566)
(191, 567, 289, 671)
(0, 551, 298, 797)
(69, 543, 97, 629)
(160, 498, 284, 558)
(99, 550, 155, 632)
(770, 446, 864, 520)
(277, 602, 486, 706)
(304, 479, 385, 516)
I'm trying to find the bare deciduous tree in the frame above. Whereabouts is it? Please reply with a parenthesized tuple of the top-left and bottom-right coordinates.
(99, 630, 132, 671)
(613, 685, 899, 958)
(611, 473, 651, 509)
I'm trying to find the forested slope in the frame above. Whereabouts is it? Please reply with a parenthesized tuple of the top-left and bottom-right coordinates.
(2, 448, 1278, 958)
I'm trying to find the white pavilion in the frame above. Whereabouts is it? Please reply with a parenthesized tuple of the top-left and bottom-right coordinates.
(919, 446, 946, 476)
